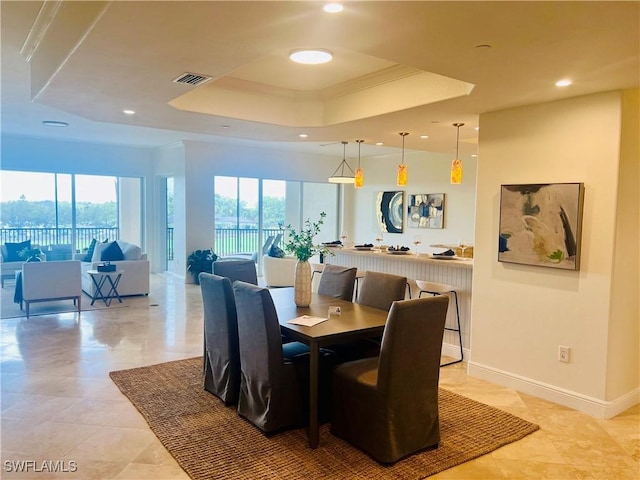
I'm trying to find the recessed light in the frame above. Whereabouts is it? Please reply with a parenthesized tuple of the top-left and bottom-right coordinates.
(420, 135, 429, 139)
(471, 154, 478, 158)
(42, 121, 69, 127)
(375, 142, 384, 146)
(298, 134, 308, 138)
(475, 126, 480, 131)
(221, 125, 230, 129)
(323, 3, 343, 13)
(555, 79, 572, 87)
(289, 49, 333, 65)
(123, 109, 135, 115)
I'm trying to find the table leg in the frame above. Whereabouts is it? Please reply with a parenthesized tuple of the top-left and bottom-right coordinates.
(308, 340, 319, 449)
(103, 273, 123, 306)
(90, 275, 108, 306)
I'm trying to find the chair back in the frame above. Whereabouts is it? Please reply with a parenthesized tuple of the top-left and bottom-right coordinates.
(199, 273, 240, 404)
(317, 264, 357, 300)
(261, 235, 275, 255)
(22, 260, 81, 300)
(233, 281, 303, 432)
(357, 271, 407, 310)
(377, 296, 449, 399)
(213, 259, 258, 285)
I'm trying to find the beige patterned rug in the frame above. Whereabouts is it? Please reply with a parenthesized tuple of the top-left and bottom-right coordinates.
(110, 357, 539, 479)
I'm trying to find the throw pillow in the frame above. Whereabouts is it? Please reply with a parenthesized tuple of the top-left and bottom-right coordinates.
(84, 239, 98, 262)
(119, 241, 142, 260)
(101, 241, 124, 262)
(91, 239, 111, 263)
(5, 240, 31, 262)
(268, 244, 285, 258)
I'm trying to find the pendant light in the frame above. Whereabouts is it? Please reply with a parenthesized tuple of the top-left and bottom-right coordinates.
(451, 123, 464, 185)
(397, 132, 409, 186)
(354, 139, 364, 188)
(328, 141, 355, 183)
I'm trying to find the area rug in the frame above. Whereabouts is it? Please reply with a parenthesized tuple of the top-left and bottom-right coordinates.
(110, 357, 540, 480)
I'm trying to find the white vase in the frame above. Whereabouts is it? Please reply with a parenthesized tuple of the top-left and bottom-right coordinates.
(294, 260, 312, 307)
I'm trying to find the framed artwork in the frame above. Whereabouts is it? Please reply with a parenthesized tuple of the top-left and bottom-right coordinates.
(408, 193, 445, 228)
(498, 183, 585, 270)
(376, 191, 404, 233)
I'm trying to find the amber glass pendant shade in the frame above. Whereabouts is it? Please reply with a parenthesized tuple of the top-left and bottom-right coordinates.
(397, 132, 409, 186)
(354, 139, 364, 188)
(354, 168, 364, 188)
(397, 164, 407, 186)
(451, 123, 464, 185)
(451, 159, 463, 184)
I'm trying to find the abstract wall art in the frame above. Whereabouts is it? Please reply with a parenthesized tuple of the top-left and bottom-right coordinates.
(498, 183, 585, 270)
(407, 193, 445, 228)
(376, 191, 404, 233)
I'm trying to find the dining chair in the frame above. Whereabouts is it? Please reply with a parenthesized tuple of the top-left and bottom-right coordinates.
(317, 264, 358, 300)
(213, 259, 258, 285)
(200, 273, 240, 405)
(331, 295, 449, 464)
(357, 271, 407, 310)
(232, 281, 333, 434)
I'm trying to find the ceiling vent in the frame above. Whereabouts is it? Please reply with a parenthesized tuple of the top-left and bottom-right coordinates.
(172, 73, 212, 86)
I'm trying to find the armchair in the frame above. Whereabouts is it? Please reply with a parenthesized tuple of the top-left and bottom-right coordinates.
(21, 261, 82, 318)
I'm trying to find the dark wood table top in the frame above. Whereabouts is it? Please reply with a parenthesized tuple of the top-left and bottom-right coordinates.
(270, 288, 388, 346)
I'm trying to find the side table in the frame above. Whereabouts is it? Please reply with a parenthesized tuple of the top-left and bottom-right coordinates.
(87, 270, 124, 306)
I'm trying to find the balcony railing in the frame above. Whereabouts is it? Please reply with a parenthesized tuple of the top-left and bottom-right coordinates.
(0, 227, 120, 252)
(2, 227, 281, 264)
(214, 228, 281, 258)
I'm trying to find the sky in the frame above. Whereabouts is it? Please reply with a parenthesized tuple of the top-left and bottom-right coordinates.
(1, 172, 118, 203)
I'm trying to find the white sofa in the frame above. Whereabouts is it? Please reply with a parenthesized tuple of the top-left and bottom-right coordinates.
(74, 240, 149, 297)
(1, 243, 46, 288)
(21, 260, 82, 318)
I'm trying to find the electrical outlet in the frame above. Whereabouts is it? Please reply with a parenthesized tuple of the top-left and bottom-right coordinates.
(558, 345, 571, 363)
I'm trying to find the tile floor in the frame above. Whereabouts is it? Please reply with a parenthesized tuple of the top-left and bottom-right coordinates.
(1, 274, 638, 479)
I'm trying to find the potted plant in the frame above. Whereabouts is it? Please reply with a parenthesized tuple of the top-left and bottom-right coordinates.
(187, 249, 218, 284)
(283, 212, 331, 307)
(19, 246, 43, 262)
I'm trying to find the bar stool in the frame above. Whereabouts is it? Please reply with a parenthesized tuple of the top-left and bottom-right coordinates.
(353, 269, 366, 301)
(415, 280, 463, 366)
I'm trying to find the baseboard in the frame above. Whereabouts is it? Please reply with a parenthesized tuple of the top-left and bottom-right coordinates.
(468, 361, 640, 419)
(441, 341, 469, 363)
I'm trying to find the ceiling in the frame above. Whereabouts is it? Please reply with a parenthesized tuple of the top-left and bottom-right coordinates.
(1, 1, 638, 160)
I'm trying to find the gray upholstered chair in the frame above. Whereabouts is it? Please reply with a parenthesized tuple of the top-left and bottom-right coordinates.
(233, 281, 332, 433)
(317, 264, 357, 300)
(357, 271, 407, 311)
(213, 259, 258, 285)
(331, 295, 449, 463)
(200, 273, 240, 405)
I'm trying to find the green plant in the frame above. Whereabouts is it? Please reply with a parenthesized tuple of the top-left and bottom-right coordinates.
(283, 212, 331, 262)
(19, 246, 42, 262)
(187, 249, 218, 283)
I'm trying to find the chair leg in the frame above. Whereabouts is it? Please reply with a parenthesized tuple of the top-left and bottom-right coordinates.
(406, 282, 412, 299)
(441, 291, 463, 367)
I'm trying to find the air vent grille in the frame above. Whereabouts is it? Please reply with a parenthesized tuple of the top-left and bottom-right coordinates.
(172, 73, 212, 86)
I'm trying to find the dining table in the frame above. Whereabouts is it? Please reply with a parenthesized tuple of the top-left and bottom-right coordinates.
(269, 287, 389, 449)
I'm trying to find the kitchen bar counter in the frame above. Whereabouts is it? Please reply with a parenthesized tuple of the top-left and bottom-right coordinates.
(327, 248, 473, 355)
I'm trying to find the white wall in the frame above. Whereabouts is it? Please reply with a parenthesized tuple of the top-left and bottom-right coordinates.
(345, 150, 477, 251)
(470, 90, 639, 417)
(607, 89, 640, 400)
